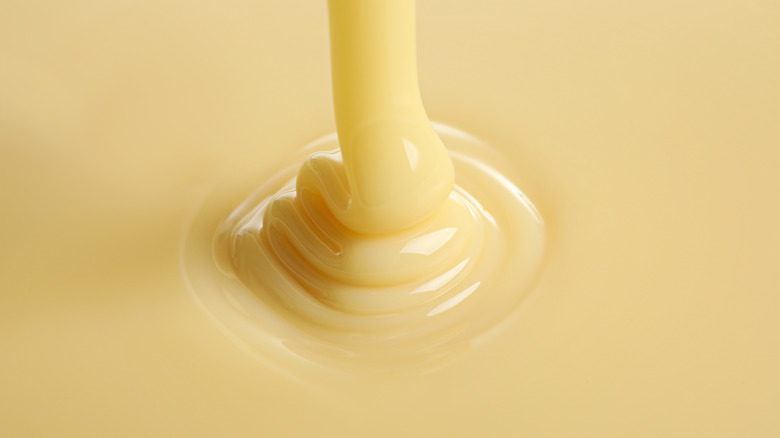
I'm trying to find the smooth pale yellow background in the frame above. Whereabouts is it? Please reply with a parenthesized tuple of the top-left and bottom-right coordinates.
(1, 1, 779, 437)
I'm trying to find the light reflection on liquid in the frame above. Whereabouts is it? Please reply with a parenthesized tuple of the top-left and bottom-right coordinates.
(183, 123, 546, 379)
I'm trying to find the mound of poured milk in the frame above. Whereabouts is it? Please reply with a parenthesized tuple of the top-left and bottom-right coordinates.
(190, 0, 545, 374)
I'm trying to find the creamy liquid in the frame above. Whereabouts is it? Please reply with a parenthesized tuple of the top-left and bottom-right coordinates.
(324, 0, 455, 234)
(188, 0, 544, 375)
(2, 0, 780, 437)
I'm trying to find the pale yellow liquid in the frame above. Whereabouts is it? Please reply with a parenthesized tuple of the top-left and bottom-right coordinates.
(196, 0, 545, 375)
(2, 1, 780, 437)
(323, 0, 455, 234)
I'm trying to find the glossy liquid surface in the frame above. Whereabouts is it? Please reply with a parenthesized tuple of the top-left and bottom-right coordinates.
(187, 124, 544, 375)
(2, 0, 780, 436)
(186, 0, 544, 375)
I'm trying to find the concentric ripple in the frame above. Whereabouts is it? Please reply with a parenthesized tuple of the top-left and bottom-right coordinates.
(183, 123, 546, 376)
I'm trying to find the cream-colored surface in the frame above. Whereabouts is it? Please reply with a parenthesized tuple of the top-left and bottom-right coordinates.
(2, 0, 779, 437)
